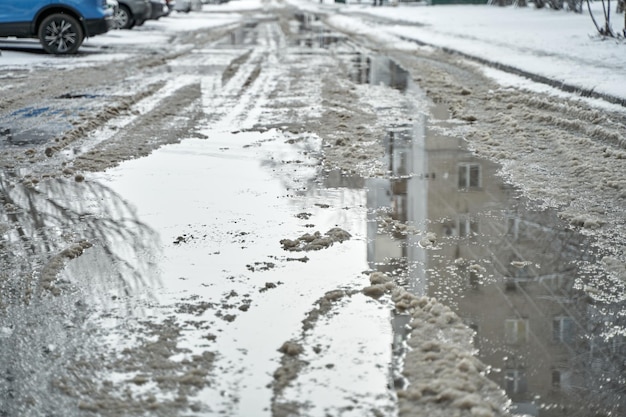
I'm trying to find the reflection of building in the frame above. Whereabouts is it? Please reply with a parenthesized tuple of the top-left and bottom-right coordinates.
(366, 105, 626, 415)
(351, 54, 409, 91)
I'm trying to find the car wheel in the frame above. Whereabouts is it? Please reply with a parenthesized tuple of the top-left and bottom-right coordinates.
(38, 13, 84, 54)
(114, 5, 135, 29)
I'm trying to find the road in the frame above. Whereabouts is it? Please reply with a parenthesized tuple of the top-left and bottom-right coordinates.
(0, 2, 624, 417)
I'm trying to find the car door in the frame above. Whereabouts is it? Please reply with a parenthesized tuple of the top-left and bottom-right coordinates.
(0, 0, 51, 37)
(0, 0, 51, 23)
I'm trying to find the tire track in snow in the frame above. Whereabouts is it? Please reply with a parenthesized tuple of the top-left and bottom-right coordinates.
(201, 22, 286, 132)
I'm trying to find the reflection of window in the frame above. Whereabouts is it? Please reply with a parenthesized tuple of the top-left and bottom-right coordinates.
(609, 334, 625, 355)
(552, 369, 572, 390)
(458, 265, 481, 288)
(505, 369, 528, 394)
(469, 268, 480, 288)
(467, 322, 480, 348)
(392, 195, 407, 221)
(505, 319, 529, 344)
(541, 275, 570, 292)
(553, 316, 575, 344)
(507, 217, 519, 240)
(458, 215, 479, 238)
(512, 264, 531, 279)
(458, 163, 481, 189)
(393, 150, 409, 176)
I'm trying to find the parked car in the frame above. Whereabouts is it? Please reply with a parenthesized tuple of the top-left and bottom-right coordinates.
(107, 0, 120, 13)
(113, 0, 151, 29)
(149, 0, 170, 19)
(0, 0, 113, 54)
(165, 0, 176, 11)
(174, 0, 203, 12)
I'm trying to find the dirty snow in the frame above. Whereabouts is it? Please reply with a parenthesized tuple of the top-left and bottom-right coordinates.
(293, 0, 626, 102)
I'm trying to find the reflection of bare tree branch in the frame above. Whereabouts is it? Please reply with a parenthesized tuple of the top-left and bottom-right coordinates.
(0, 171, 160, 302)
(0, 170, 161, 416)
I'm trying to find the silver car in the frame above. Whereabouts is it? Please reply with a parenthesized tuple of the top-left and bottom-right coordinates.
(149, 0, 170, 19)
(174, 0, 202, 12)
(114, 0, 151, 29)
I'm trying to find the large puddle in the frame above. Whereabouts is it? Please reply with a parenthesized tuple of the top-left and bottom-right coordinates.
(90, 129, 395, 416)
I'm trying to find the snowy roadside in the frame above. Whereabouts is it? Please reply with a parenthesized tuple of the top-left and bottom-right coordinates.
(294, 1, 626, 105)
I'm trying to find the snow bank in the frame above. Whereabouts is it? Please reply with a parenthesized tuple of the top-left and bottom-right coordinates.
(359, 272, 511, 417)
(297, 0, 626, 103)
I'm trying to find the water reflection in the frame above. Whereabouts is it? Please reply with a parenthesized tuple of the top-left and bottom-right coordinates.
(364, 109, 626, 415)
(0, 108, 70, 147)
(0, 170, 160, 299)
(0, 171, 160, 416)
(215, 21, 258, 46)
(350, 54, 409, 91)
(316, 51, 626, 415)
(293, 12, 345, 49)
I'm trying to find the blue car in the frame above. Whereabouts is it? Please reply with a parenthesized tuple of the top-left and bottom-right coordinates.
(0, 0, 113, 54)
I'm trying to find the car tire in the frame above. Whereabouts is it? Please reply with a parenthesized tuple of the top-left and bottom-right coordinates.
(38, 13, 84, 54)
(114, 5, 135, 29)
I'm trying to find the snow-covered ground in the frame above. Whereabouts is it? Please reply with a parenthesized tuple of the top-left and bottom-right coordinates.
(293, 0, 626, 103)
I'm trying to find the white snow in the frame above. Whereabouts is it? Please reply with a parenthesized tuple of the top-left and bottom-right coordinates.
(292, 0, 626, 102)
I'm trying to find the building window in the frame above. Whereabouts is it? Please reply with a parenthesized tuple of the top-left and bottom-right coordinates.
(458, 163, 481, 190)
(505, 369, 528, 394)
(553, 316, 575, 344)
(609, 334, 625, 355)
(505, 319, 529, 344)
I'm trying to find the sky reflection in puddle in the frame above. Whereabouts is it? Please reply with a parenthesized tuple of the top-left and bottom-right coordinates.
(93, 129, 395, 416)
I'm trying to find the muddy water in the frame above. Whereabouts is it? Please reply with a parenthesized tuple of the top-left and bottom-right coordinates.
(347, 56, 625, 416)
(87, 73, 624, 416)
(91, 130, 396, 416)
(367, 120, 625, 416)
